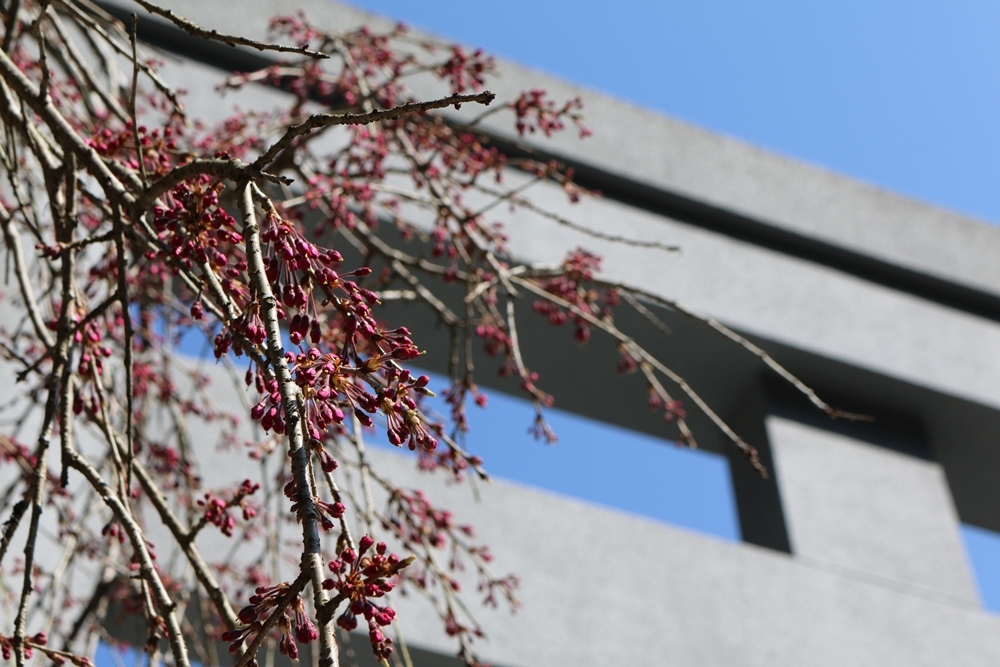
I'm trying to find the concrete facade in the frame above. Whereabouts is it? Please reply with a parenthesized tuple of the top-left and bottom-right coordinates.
(90, 1, 1000, 664)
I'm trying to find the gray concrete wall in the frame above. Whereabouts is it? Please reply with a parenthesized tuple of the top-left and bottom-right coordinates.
(371, 446, 1000, 667)
(768, 416, 978, 604)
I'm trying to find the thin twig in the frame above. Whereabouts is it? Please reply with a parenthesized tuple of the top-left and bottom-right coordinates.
(2, 0, 22, 52)
(597, 280, 867, 421)
(128, 13, 147, 183)
(0, 202, 54, 347)
(509, 274, 769, 474)
(129, 0, 330, 59)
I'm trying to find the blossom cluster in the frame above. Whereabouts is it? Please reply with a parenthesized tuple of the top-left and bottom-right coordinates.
(223, 583, 318, 661)
(196, 479, 261, 537)
(152, 177, 244, 273)
(532, 248, 620, 344)
(511, 89, 592, 139)
(324, 536, 412, 660)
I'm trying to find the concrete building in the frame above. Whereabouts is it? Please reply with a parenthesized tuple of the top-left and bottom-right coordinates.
(98, 1, 1000, 664)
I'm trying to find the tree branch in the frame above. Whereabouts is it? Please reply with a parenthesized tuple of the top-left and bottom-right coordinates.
(253, 92, 495, 172)
(129, 0, 330, 59)
(66, 449, 192, 667)
(238, 181, 340, 667)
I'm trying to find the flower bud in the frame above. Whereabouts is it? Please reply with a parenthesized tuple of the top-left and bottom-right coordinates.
(336, 612, 358, 631)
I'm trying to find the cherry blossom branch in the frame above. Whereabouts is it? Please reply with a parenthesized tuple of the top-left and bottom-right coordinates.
(130, 460, 240, 629)
(232, 575, 310, 667)
(238, 181, 341, 667)
(129, 0, 330, 59)
(0, 10, 848, 666)
(509, 274, 768, 473)
(0, 203, 54, 347)
(0, 46, 135, 199)
(593, 280, 866, 420)
(253, 91, 495, 171)
(64, 448, 192, 667)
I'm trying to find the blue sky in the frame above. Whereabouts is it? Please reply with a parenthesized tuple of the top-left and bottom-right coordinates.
(336, 0, 1000, 610)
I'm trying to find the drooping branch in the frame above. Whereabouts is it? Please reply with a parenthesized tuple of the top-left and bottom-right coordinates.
(131, 460, 240, 629)
(509, 274, 769, 474)
(66, 450, 192, 667)
(238, 181, 340, 667)
(0, 46, 135, 200)
(592, 279, 867, 421)
(0, 202, 54, 347)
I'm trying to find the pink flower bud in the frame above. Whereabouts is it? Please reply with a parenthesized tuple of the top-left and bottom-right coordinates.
(336, 612, 358, 631)
(295, 618, 318, 644)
